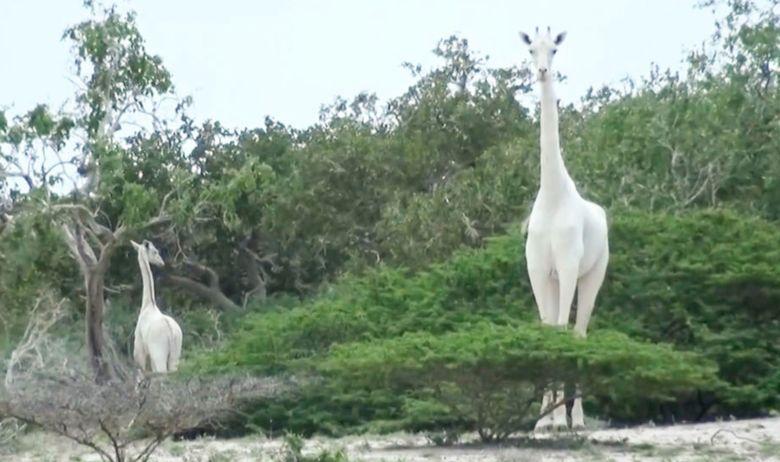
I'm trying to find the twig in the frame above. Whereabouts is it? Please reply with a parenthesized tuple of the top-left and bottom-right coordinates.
(710, 428, 763, 445)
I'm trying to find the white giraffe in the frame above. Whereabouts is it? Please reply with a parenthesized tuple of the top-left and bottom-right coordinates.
(131, 240, 182, 373)
(520, 28, 609, 430)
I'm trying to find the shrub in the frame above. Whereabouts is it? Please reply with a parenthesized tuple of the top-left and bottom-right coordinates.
(599, 209, 780, 415)
(317, 323, 719, 441)
(194, 208, 780, 433)
(190, 231, 532, 374)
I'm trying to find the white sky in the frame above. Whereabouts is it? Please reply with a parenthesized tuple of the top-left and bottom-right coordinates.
(0, 1, 715, 130)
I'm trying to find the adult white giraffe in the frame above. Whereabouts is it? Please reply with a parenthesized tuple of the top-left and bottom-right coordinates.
(521, 28, 609, 430)
(131, 239, 182, 373)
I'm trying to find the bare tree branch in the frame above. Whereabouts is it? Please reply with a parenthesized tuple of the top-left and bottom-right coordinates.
(162, 272, 240, 312)
(4, 293, 67, 388)
(1, 307, 287, 462)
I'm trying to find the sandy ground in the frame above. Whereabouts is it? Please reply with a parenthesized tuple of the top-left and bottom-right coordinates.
(5, 417, 780, 461)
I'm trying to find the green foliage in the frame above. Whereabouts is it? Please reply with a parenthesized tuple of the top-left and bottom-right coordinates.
(598, 209, 780, 414)
(318, 323, 717, 441)
(193, 209, 780, 434)
(0, 207, 79, 351)
(190, 229, 530, 374)
(64, 5, 172, 138)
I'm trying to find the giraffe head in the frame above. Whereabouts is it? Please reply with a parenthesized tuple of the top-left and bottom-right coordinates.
(131, 239, 165, 267)
(519, 27, 566, 82)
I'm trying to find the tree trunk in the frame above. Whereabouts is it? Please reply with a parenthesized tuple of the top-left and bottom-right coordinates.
(162, 274, 240, 312)
(62, 222, 116, 384)
(240, 245, 267, 303)
(239, 234, 275, 306)
(85, 270, 111, 383)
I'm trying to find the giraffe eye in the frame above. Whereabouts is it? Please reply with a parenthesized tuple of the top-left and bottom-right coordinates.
(552, 49, 558, 55)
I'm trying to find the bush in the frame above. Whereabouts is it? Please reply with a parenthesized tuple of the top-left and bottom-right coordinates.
(599, 209, 780, 415)
(190, 230, 532, 375)
(192, 208, 780, 434)
(318, 323, 719, 441)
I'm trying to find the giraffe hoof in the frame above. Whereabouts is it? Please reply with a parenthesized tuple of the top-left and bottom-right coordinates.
(552, 423, 570, 433)
(534, 418, 554, 433)
(534, 421, 570, 433)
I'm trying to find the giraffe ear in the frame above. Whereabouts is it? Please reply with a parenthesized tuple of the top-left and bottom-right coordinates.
(130, 240, 141, 250)
(519, 31, 532, 45)
(554, 31, 567, 45)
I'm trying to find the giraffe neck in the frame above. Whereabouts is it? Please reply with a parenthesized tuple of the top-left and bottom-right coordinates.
(138, 253, 158, 311)
(538, 77, 572, 197)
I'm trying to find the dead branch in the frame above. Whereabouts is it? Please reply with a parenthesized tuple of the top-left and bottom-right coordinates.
(162, 271, 240, 312)
(183, 260, 222, 288)
(4, 293, 68, 388)
(710, 427, 763, 445)
(1, 307, 286, 462)
(3, 372, 283, 462)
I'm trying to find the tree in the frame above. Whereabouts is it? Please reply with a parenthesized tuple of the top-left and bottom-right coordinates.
(46, 3, 182, 382)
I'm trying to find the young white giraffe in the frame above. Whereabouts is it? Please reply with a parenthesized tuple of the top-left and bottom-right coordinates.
(521, 28, 609, 430)
(131, 240, 182, 373)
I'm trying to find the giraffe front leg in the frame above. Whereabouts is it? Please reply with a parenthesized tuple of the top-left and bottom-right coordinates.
(552, 227, 584, 328)
(575, 248, 608, 337)
(570, 250, 608, 429)
(535, 387, 569, 432)
(556, 266, 579, 327)
(552, 387, 568, 430)
(571, 394, 585, 429)
(526, 232, 557, 325)
(535, 390, 555, 431)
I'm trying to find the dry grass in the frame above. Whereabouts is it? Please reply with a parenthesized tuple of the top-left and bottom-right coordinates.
(4, 416, 779, 461)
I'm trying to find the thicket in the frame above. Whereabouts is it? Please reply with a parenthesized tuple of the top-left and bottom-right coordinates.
(191, 210, 780, 435)
(320, 324, 717, 441)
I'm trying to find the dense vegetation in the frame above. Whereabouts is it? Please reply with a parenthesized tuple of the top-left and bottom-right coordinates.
(1, 0, 778, 441)
(190, 210, 778, 436)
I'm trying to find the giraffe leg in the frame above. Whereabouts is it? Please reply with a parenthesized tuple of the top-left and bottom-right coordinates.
(527, 267, 558, 325)
(551, 227, 583, 328)
(574, 249, 608, 337)
(571, 248, 609, 429)
(551, 387, 568, 429)
(149, 348, 168, 373)
(571, 389, 585, 429)
(534, 390, 555, 431)
(133, 333, 147, 371)
(528, 272, 560, 432)
(551, 231, 585, 429)
(147, 335, 170, 373)
(556, 265, 579, 328)
(550, 264, 578, 430)
(546, 280, 569, 431)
